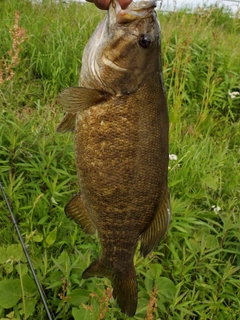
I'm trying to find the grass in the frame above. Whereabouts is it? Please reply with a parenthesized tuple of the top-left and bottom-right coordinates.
(0, 0, 239, 319)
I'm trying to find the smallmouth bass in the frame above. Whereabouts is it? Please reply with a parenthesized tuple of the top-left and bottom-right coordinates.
(57, 0, 170, 316)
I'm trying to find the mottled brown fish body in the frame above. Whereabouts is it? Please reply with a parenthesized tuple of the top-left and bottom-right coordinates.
(57, 0, 170, 317)
(76, 71, 168, 261)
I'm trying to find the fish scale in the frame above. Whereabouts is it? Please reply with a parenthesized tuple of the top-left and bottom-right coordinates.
(57, 0, 170, 317)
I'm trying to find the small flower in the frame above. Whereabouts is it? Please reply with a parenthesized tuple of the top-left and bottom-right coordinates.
(211, 205, 221, 214)
(169, 154, 178, 160)
(228, 90, 240, 99)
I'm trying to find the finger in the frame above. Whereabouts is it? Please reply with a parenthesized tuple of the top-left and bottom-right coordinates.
(86, 0, 132, 10)
(118, 0, 132, 9)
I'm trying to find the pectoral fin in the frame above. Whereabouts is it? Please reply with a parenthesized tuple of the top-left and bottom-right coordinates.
(140, 188, 171, 257)
(57, 86, 107, 113)
(56, 113, 76, 133)
(65, 193, 96, 235)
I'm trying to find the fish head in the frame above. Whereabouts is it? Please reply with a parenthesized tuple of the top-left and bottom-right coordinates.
(80, 0, 161, 96)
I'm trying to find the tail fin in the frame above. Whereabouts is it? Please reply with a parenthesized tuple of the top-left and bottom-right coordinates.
(112, 270, 137, 317)
(82, 259, 138, 317)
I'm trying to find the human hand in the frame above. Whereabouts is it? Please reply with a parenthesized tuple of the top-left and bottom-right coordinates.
(86, 0, 132, 10)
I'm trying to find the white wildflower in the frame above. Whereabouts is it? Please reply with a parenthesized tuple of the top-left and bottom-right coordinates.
(211, 205, 221, 214)
(169, 154, 177, 160)
(228, 90, 240, 99)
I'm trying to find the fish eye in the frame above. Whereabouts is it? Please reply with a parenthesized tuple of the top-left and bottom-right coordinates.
(138, 35, 152, 49)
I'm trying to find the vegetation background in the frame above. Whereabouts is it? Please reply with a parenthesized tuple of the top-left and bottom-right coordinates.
(0, 0, 239, 319)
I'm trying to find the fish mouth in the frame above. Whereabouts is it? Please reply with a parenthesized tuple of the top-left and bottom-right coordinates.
(110, 0, 157, 24)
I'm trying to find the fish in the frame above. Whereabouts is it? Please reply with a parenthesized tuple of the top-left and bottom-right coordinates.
(57, 0, 170, 317)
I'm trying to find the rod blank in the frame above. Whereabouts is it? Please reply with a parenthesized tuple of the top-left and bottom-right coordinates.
(0, 182, 54, 320)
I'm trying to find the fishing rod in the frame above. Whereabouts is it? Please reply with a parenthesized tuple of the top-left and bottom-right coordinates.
(0, 182, 54, 320)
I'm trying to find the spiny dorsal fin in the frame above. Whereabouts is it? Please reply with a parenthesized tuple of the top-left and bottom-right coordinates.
(56, 113, 76, 133)
(65, 193, 96, 235)
(57, 86, 108, 113)
(140, 188, 171, 257)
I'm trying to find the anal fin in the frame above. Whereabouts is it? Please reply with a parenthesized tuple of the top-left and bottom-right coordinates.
(140, 188, 171, 257)
(65, 193, 96, 235)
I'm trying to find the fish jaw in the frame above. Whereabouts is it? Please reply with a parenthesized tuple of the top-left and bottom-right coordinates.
(80, 0, 161, 96)
(109, 0, 157, 24)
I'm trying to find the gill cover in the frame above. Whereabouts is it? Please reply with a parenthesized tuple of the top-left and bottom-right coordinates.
(80, 0, 161, 96)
